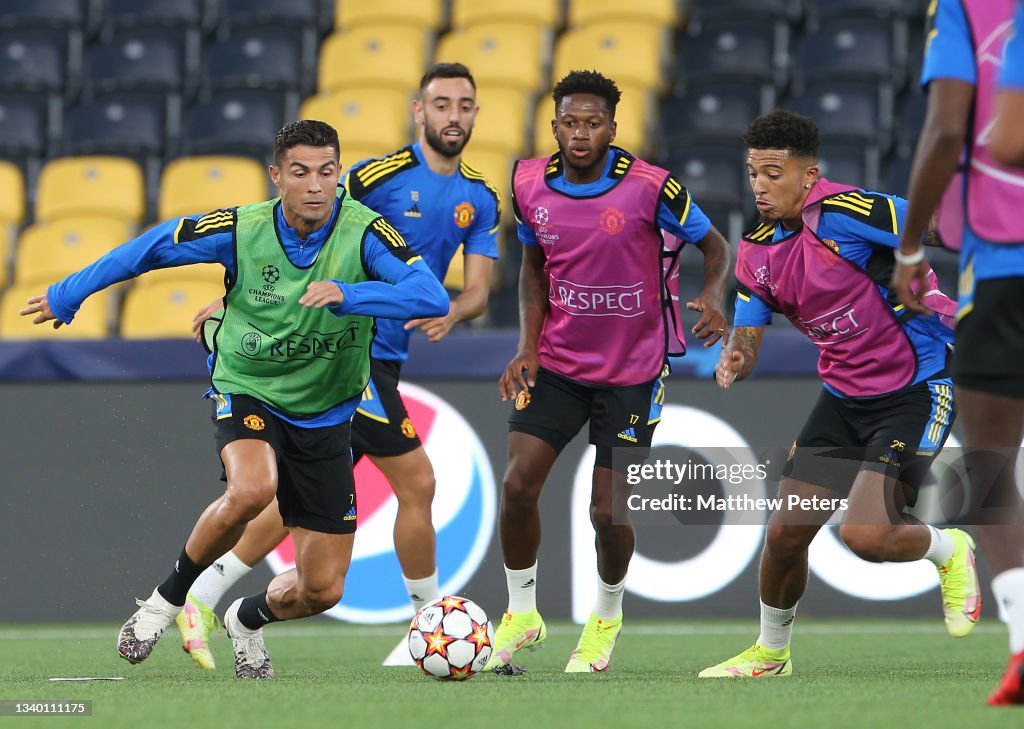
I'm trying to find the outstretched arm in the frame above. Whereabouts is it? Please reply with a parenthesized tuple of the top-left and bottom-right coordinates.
(715, 326, 764, 390)
(22, 214, 233, 327)
(20, 294, 61, 328)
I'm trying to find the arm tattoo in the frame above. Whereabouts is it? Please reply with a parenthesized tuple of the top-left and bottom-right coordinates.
(731, 326, 763, 381)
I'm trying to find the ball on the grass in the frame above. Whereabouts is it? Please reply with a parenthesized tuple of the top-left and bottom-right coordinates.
(407, 596, 493, 680)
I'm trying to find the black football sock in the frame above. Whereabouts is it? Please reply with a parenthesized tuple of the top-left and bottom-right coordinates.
(156, 547, 210, 606)
(236, 592, 282, 630)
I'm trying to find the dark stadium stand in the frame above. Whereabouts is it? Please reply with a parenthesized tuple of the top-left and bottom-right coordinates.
(220, 0, 320, 31)
(0, 29, 73, 96)
(0, 0, 92, 33)
(817, 142, 880, 190)
(63, 92, 169, 160)
(0, 0, 945, 338)
(181, 89, 288, 161)
(83, 30, 187, 98)
(894, 90, 927, 157)
(202, 28, 307, 96)
(684, 0, 800, 25)
(675, 20, 783, 88)
(0, 93, 52, 166)
(784, 80, 890, 151)
(661, 80, 770, 148)
(101, 0, 209, 35)
(794, 18, 902, 86)
(661, 144, 746, 209)
(802, 0, 924, 24)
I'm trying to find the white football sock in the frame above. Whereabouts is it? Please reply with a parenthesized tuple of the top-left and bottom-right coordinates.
(922, 526, 955, 566)
(594, 575, 626, 620)
(757, 600, 797, 650)
(992, 568, 1024, 654)
(403, 571, 440, 614)
(188, 551, 251, 610)
(506, 563, 537, 613)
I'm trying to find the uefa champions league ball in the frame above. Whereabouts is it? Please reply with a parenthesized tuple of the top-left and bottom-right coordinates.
(407, 596, 493, 680)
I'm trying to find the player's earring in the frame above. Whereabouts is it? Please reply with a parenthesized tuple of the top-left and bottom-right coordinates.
(804, 183, 812, 189)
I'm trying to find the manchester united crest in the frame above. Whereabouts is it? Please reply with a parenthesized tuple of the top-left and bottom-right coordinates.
(243, 414, 266, 431)
(454, 202, 475, 228)
(599, 207, 626, 234)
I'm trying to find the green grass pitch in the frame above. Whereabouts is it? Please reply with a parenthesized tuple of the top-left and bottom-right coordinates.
(0, 620, 1016, 728)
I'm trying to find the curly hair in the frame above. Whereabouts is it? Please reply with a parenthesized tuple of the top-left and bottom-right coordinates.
(552, 69, 621, 117)
(273, 120, 339, 163)
(743, 109, 820, 159)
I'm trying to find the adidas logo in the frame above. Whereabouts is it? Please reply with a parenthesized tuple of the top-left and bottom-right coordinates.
(781, 617, 794, 627)
(409, 593, 421, 601)
(213, 562, 225, 576)
(174, 559, 180, 574)
(617, 428, 638, 443)
(404, 204, 422, 218)
(521, 578, 536, 588)
(343, 505, 357, 521)
(257, 608, 269, 623)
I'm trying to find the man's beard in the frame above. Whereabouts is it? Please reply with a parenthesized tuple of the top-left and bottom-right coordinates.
(424, 124, 472, 158)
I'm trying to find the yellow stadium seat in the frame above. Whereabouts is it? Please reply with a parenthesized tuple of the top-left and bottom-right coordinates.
(436, 23, 552, 94)
(567, 0, 678, 28)
(533, 99, 558, 158)
(158, 156, 268, 220)
(551, 21, 669, 93)
(450, 0, 561, 29)
(120, 279, 227, 339)
(461, 149, 512, 216)
(472, 88, 531, 157)
(443, 243, 466, 290)
(441, 238, 507, 293)
(14, 216, 129, 287)
(0, 228, 12, 289)
(609, 84, 655, 157)
(35, 157, 145, 225)
(0, 161, 25, 227)
(533, 84, 653, 158)
(335, 0, 444, 31)
(317, 26, 429, 96)
(0, 283, 112, 339)
(340, 145, 401, 175)
(300, 90, 412, 158)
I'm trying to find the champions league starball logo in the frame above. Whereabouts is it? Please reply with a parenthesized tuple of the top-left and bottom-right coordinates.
(261, 265, 280, 284)
(265, 383, 496, 624)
